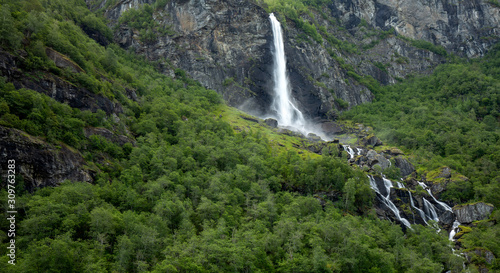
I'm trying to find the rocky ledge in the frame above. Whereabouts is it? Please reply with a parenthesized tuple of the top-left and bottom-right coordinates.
(453, 202, 495, 224)
(0, 126, 94, 192)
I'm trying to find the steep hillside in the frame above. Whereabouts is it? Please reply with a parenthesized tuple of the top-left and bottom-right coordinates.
(0, 0, 498, 272)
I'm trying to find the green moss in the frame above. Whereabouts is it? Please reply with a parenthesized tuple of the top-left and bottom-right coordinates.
(456, 225, 472, 238)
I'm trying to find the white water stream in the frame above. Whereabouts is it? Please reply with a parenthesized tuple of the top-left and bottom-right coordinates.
(269, 13, 306, 131)
(368, 175, 412, 229)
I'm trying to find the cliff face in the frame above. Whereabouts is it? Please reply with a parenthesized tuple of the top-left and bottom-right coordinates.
(104, 0, 277, 117)
(91, 0, 499, 119)
(0, 50, 124, 115)
(0, 126, 93, 192)
(329, 0, 500, 58)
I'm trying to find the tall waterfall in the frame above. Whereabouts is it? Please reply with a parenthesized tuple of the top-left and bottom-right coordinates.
(269, 13, 306, 131)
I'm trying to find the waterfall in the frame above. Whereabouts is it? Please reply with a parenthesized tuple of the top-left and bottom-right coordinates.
(423, 198, 440, 221)
(368, 175, 412, 229)
(343, 145, 355, 159)
(269, 13, 306, 131)
(418, 181, 453, 212)
(449, 220, 461, 241)
(408, 190, 428, 225)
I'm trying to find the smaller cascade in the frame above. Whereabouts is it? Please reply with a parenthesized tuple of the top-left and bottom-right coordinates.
(423, 198, 440, 222)
(357, 148, 363, 155)
(449, 220, 461, 241)
(408, 190, 428, 225)
(343, 145, 355, 159)
(368, 175, 412, 229)
(397, 181, 405, 189)
(418, 181, 453, 212)
(382, 176, 393, 198)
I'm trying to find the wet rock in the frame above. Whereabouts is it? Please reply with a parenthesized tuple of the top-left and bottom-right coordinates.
(438, 210, 455, 227)
(264, 118, 278, 128)
(321, 122, 345, 137)
(394, 156, 415, 177)
(453, 202, 495, 224)
(307, 133, 322, 142)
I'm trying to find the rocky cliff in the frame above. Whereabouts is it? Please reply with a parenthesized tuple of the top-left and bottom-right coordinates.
(0, 126, 93, 192)
(328, 0, 500, 58)
(453, 202, 495, 224)
(0, 50, 124, 115)
(88, 0, 499, 122)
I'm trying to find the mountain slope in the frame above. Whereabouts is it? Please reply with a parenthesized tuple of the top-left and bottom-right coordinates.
(0, 0, 498, 272)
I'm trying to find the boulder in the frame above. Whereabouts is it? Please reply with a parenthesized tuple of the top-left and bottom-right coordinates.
(321, 122, 344, 136)
(464, 248, 496, 265)
(307, 133, 322, 142)
(366, 150, 390, 170)
(362, 135, 383, 147)
(453, 202, 494, 224)
(437, 167, 452, 178)
(264, 118, 278, 128)
(394, 156, 415, 177)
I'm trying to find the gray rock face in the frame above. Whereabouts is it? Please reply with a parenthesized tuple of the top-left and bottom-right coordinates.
(453, 202, 494, 224)
(366, 150, 390, 170)
(104, 0, 277, 117)
(264, 118, 278, 128)
(0, 126, 93, 192)
(0, 50, 125, 115)
(92, 0, 499, 121)
(394, 156, 415, 177)
(327, 0, 500, 58)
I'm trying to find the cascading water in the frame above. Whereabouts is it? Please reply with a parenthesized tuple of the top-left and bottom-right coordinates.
(368, 175, 412, 229)
(408, 190, 429, 225)
(343, 145, 355, 159)
(418, 181, 453, 212)
(449, 220, 461, 241)
(423, 198, 440, 222)
(269, 14, 306, 131)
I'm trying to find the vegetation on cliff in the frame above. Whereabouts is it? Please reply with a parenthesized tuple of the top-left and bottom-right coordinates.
(0, 0, 498, 272)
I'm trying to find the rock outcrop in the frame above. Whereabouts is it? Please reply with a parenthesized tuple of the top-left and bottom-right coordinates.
(94, 0, 497, 121)
(0, 126, 93, 192)
(0, 50, 124, 115)
(453, 202, 494, 224)
(394, 156, 415, 177)
(84, 127, 135, 146)
(328, 0, 500, 58)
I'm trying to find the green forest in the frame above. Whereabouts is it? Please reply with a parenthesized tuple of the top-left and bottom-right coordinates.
(0, 0, 499, 272)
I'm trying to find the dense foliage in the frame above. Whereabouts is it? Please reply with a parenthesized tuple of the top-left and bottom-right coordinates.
(342, 48, 500, 207)
(0, 0, 497, 272)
